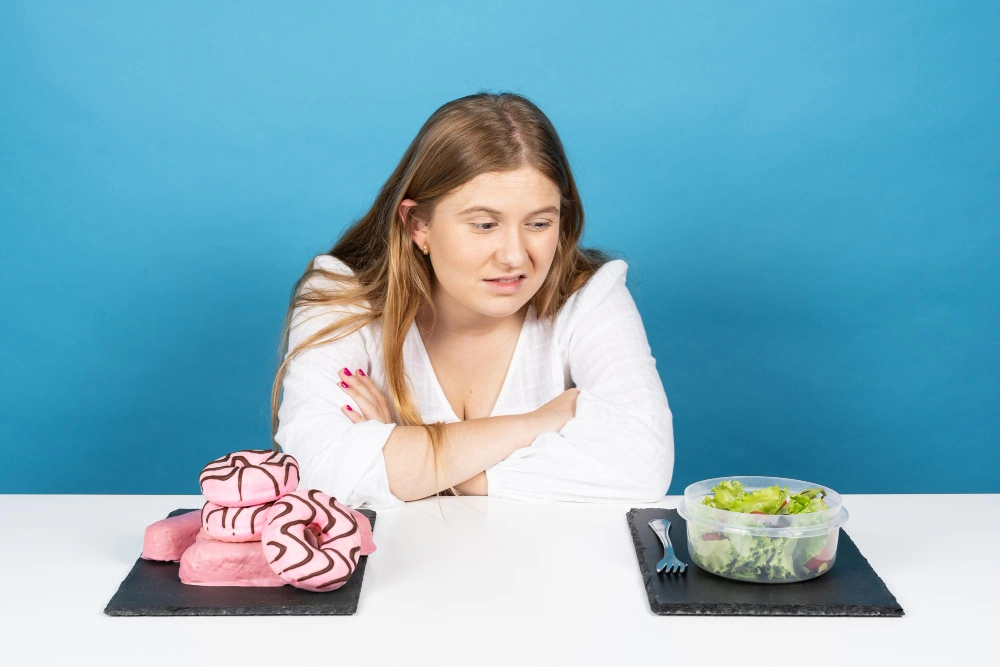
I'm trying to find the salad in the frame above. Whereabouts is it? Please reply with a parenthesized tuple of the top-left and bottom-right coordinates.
(688, 479, 838, 582)
(700, 479, 829, 515)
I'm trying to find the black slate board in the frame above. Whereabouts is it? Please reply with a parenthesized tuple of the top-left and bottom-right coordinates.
(627, 508, 904, 617)
(105, 507, 376, 616)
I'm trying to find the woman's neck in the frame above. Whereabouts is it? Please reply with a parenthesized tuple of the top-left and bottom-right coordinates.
(416, 298, 529, 342)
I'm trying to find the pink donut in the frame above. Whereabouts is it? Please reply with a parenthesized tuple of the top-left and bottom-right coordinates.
(199, 449, 299, 508)
(201, 499, 274, 542)
(262, 489, 375, 592)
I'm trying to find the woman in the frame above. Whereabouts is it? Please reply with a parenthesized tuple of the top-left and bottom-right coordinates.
(270, 91, 674, 509)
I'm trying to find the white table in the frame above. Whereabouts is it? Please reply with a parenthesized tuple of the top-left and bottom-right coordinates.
(2, 494, 995, 665)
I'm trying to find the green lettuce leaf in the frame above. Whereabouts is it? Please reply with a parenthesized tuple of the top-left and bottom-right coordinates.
(691, 480, 836, 581)
(701, 481, 829, 515)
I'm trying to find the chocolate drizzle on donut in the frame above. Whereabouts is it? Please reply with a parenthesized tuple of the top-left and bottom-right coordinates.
(316, 549, 354, 589)
(268, 500, 294, 523)
(200, 467, 239, 488)
(278, 499, 318, 574)
(230, 505, 243, 533)
(266, 540, 287, 564)
(263, 491, 367, 591)
(199, 450, 298, 503)
(260, 451, 300, 486)
(309, 489, 337, 533)
(205, 505, 226, 525)
(203, 499, 275, 537)
(297, 547, 340, 583)
(319, 493, 358, 545)
(249, 503, 272, 534)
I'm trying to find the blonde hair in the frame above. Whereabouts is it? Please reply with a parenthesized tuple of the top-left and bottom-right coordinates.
(270, 90, 615, 503)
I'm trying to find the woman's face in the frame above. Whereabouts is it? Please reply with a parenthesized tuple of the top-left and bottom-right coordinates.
(403, 166, 561, 323)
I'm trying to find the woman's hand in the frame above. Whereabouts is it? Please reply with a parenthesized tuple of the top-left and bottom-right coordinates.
(452, 391, 579, 498)
(530, 387, 580, 434)
(337, 367, 393, 424)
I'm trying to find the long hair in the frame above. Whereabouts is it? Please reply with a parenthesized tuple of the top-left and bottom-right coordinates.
(270, 91, 616, 502)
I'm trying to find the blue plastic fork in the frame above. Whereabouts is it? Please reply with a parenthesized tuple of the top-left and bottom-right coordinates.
(649, 518, 687, 574)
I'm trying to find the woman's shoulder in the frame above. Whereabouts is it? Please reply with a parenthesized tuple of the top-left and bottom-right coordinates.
(309, 253, 355, 275)
(287, 255, 374, 349)
(291, 255, 369, 322)
(299, 254, 362, 297)
(581, 258, 629, 292)
(548, 259, 633, 351)
(558, 259, 630, 317)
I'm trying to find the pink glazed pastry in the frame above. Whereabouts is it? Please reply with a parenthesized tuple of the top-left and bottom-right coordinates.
(352, 507, 377, 557)
(262, 489, 376, 592)
(198, 449, 299, 508)
(201, 499, 273, 542)
(179, 536, 286, 587)
(141, 509, 202, 562)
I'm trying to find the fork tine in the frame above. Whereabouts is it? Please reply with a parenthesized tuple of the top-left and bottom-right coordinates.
(650, 518, 688, 576)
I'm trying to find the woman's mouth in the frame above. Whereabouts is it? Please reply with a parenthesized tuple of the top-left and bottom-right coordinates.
(484, 276, 525, 294)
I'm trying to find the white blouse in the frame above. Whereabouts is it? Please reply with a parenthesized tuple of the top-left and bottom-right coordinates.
(274, 254, 675, 509)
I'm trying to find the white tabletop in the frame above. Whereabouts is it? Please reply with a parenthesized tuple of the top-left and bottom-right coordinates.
(2, 494, 995, 666)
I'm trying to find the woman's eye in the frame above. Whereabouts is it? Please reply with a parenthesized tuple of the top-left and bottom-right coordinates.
(472, 221, 552, 231)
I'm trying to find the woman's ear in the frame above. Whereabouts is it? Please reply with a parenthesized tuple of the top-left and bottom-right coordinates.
(400, 198, 428, 248)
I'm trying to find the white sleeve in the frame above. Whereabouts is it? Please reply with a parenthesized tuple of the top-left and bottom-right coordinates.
(484, 260, 675, 502)
(274, 256, 405, 510)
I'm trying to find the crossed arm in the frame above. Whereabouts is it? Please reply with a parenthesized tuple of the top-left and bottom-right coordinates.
(275, 258, 673, 507)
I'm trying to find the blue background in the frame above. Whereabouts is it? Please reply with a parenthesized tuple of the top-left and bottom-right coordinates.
(2, 1, 997, 495)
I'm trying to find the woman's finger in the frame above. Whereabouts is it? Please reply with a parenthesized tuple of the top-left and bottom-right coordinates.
(337, 369, 380, 420)
(351, 370, 389, 411)
(338, 367, 377, 405)
(341, 367, 394, 424)
(353, 369, 394, 423)
(342, 403, 365, 422)
(339, 383, 379, 420)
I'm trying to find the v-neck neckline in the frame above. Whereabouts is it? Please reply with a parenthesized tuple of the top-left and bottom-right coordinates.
(411, 304, 534, 422)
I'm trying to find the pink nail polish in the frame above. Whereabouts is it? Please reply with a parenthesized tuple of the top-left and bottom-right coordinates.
(357, 369, 366, 376)
(345, 405, 353, 411)
(340, 381, 349, 388)
(342, 368, 352, 376)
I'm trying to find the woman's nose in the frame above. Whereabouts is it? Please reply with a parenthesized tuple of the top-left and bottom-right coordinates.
(497, 228, 528, 266)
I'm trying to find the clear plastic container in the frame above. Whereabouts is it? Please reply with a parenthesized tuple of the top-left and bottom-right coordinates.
(676, 476, 850, 584)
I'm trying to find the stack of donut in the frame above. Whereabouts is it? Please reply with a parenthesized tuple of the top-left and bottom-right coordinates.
(140, 448, 377, 593)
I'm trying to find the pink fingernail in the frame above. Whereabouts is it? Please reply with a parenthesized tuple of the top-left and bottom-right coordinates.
(345, 405, 353, 411)
(358, 369, 366, 376)
(340, 381, 349, 388)
(342, 368, 352, 376)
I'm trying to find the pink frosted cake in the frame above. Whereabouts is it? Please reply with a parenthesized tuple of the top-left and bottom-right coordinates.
(179, 534, 286, 587)
(139, 448, 377, 592)
(141, 509, 202, 562)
